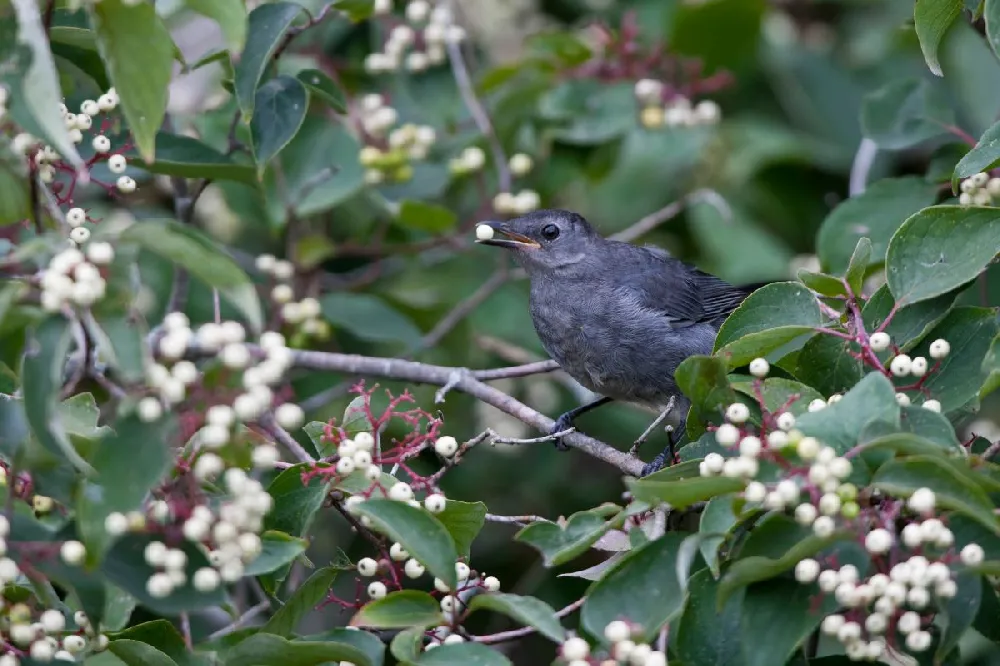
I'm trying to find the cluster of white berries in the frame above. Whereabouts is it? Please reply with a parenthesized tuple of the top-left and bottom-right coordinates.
(367, 1, 464, 73)
(423, 565, 501, 651)
(5, 601, 109, 664)
(869, 334, 949, 410)
(38, 245, 113, 312)
(493, 190, 541, 215)
(258, 255, 327, 338)
(958, 171, 1000, 206)
(556, 621, 665, 666)
(633, 79, 720, 130)
(448, 145, 485, 175)
(357, 95, 435, 185)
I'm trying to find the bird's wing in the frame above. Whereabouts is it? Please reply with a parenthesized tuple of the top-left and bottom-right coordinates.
(612, 244, 753, 327)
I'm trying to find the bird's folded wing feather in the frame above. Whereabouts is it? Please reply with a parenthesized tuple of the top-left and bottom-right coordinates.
(613, 244, 753, 327)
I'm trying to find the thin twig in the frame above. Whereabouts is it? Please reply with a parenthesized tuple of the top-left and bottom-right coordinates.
(485, 513, 548, 526)
(180, 612, 192, 649)
(257, 413, 315, 463)
(849, 138, 878, 196)
(407, 269, 509, 356)
(205, 602, 270, 641)
(444, 3, 511, 193)
(611, 189, 729, 244)
(473, 598, 586, 644)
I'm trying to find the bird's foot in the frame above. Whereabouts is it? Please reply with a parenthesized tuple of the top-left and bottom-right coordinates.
(549, 412, 576, 451)
(639, 431, 680, 477)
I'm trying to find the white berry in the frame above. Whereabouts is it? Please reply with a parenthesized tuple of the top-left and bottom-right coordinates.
(869, 332, 890, 352)
(749, 357, 769, 378)
(929, 338, 950, 359)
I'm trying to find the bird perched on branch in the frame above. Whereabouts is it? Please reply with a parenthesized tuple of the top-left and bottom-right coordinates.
(476, 209, 756, 476)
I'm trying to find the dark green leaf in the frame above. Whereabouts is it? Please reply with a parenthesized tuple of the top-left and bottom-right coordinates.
(0, 162, 29, 227)
(627, 475, 745, 510)
(101, 534, 227, 615)
(332, 0, 377, 22)
(713, 282, 822, 368)
(137, 133, 255, 183)
(390, 627, 424, 664)
(795, 372, 899, 454)
(108, 640, 178, 666)
(861, 284, 959, 352)
(674, 569, 746, 666)
(886, 205, 1000, 305)
(298, 628, 384, 666)
(295, 69, 346, 112)
(224, 634, 371, 666)
(77, 413, 178, 562)
(92, 314, 149, 385)
(243, 531, 308, 576)
(581, 533, 689, 643)
(185, 0, 247, 52)
(515, 509, 619, 567)
(121, 220, 263, 332)
(729, 377, 824, 417)
(416, 643, 512, 666)
(251, 75, 309, 171)
(90, 0, 174, 160)
(397, 200, 459, 233)
(467, 593, 566, 643)
(817, 177, 938, 274)
(321, 293, 422, 347)
(264, 463, 331, 537)
(112, 619, 193, 666)
(538, 80, 635, 145)
(845, 237, 872, 295)
(434, 500, 486, 559)
(987, 0, 1000, 62)
(741, 580, 835, 666)
(797, 270, 846, 298)
(953, 120, 1000, 190)
(101, 584, 137, 632)
(21, 316, 93, 473)
(351, 590, 444, 629)
(699, 495, 739, 577)
(264, 566, 340, 636)
(675, 355, 738, 439)
(914, 0, 963, 76)
(937, 571, 982, 660)
(354, 499, 459, 588)
(899, 406, 962, 448)
(527, 31, 593, 66)
(914, 306, 999, 412)
(10, 0, 84, 169)
(233, 2, 303, 120)
(861, 79, 955, 149)
(874, 457, 1000, 533)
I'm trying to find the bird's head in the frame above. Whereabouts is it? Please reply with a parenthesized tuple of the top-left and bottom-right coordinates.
(475, 209, 601, 274)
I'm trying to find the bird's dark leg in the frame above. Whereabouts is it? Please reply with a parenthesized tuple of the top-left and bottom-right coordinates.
(549, 396, 614, 451)
(628, 397, 677, 457)
(640, 413, 687, 477)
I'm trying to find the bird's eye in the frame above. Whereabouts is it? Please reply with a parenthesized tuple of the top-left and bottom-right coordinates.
(541, 224, 560, 240)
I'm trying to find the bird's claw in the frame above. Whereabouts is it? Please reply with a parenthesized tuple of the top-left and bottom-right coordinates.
(639, 431, 680, 477)
(549, 413, 575, 451)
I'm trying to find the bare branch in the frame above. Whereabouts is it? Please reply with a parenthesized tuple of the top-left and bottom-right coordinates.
(611, 188, 730, 244)
(205, 601, 270, 641)
(485, 513, 548, 526)
(849, 137, 878, 196)
(287, 349, 643, 476)
(257, 413, 315, 463)
(409, 269, 509, 355)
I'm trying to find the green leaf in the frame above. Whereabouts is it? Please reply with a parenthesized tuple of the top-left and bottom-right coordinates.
(234, 2, 303, 120)
(101, 534, 227, 615)
(937, 571, 982, 660)
(354, 499, 459, 588)
(250, 75, 309, 171)
(861, 284, 958, 352)
(264, 566, 340, 636)
(886, 205, 1000, 306)
(298, 629, 384, 666)
(741, 579, 835, 666)
(873, 456, 1000, 534)
(77, 414, 178, 561)
(795, 373, 900, 454)
(844, 237, 872, 295)
(90, 0, 174, 160)
(112, 619, 191, 665)
(467, 593, 566, 643)
(397, 200, 459, 233)
(953, 120, 1000, 189)
(581, 534, 689, 643)
(102, 585, 137, 632)
(515, 509, 619, 567)
(295, 69, 346, 112)
(351, 590, 444, 629)
(713, 282, 822, 368)
(0, 162, 30, 226)
(389, 627, 424, 664)
(264, 463, 331, 538)
(539, 80, 636, 145)
(48, 25, 111, 90)
(185, 0, 247, 53)
(627, 475, 745, 510)
(699, 495, 739, 577)
(797, 270, 847, 298)
(92, 315, 150, 385)
(121, 220, 263, 333)
(332, 0, 378, 22)
(415, 643, 512, 665)
(10, 0, 84, 170)
(675, 355, 738, 439)
(224, 634, 371, 666)
(914, 306, 999, 412)
(434, 500, 486, 559)
(303, 421, 335, 458)
(21, 316, 93, 473)
(674, 569, 746, 666)
(729, 377, 824, 417)
(108, 640, 178, 666)
(243, 531, 308, 576)
(860, 79, 955, 149)
(816, 177, 939, 274)
(137, 133, 255, 183)
(914, 0, 963, 75)
(321, 293, 422, 347)
(987, 0, 1000, 62)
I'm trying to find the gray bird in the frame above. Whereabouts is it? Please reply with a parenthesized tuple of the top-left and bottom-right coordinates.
(476, 209, 755, 476)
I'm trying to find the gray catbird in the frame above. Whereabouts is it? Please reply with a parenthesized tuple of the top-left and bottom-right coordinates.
(476, 209, 756, 476)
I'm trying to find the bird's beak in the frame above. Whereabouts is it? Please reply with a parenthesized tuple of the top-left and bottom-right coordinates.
(474, 221, 541, 249)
